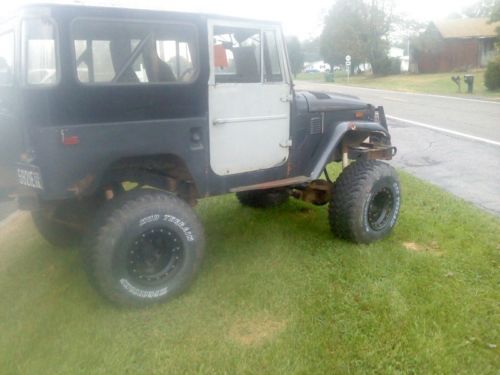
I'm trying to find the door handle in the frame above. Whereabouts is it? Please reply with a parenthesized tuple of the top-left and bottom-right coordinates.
(280, 95, 293, 103)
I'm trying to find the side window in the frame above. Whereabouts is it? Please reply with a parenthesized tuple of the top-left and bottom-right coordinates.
(157, 40, 194, 80)
(263, 30, 283, 82)
(72, 20, 198, 85)
(23, 18, 58, 85)
(74, 40, 117, 83)
(0, 31, 14, 85)
(213, 26, 261, 83)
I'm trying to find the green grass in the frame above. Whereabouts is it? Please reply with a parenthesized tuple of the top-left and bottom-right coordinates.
(0, 168, 499, 374)
(297, 70, 500, 99)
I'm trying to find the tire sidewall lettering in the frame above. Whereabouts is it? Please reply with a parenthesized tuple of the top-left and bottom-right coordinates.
(138, 213, 195, 242)
(139, 214, 160, 227)
(162, 214, 195, 242)
(120, 278, 169, 298)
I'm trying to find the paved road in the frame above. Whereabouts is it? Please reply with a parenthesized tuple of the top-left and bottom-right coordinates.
(297, 81, 500, 216)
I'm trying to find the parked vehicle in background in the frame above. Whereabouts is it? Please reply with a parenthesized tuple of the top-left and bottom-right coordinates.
(304, 60, 331, 73)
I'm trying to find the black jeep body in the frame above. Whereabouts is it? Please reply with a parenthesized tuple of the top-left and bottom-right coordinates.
(0, 4, 399, 307)
(0, 4, 391, 204)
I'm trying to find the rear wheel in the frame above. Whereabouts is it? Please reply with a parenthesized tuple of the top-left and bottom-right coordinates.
(329, 160, 401, 244)
(236, 188, 289, 208)
(83, 189, 205, 307)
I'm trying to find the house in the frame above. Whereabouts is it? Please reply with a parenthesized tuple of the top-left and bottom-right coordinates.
(389, 47, 409, 72)
(416, 18, 499, 73)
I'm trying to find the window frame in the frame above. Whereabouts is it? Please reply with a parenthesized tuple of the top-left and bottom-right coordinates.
(262, 29, 284, 83)
(70, 17, 200, 87)
(208, 19, 290, 86)
(0, 30, 16, 87)
(213, 26, 262, 84)
(20, 15, 61, 88)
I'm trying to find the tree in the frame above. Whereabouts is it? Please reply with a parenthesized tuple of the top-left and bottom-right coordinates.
(463, 0, 496, 17)
(490, 0, 500, 47)
(446, 0, 496, 19)
(301, 37, 321, 63)
(320, 0, 368, 72)
(286, 36, 304, 77)
(365, 0, 394, 75)
(320, 0, 393, 75)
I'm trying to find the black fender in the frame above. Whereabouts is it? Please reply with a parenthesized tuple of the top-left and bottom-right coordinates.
(308, 121, 391, 179)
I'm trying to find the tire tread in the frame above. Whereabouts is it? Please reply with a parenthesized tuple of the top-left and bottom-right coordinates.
(328, 160, 399, 243)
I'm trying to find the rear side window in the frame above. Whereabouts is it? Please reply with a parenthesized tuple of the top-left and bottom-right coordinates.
(22, 18, 58, 85)
(72, 20, 198, 85)
(0, 32, 14, 85)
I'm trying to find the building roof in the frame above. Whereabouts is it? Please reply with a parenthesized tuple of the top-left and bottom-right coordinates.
(433, 18, 499, 39)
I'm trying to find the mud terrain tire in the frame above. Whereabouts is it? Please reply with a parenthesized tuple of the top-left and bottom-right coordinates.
(329, 161, 401, 244)
(83, 189, 205, 307)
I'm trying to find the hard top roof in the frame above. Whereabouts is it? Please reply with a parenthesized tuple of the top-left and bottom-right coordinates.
(9, 2, 283, 27)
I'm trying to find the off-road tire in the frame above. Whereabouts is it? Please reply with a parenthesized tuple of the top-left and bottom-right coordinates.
(31, 201, 85, 248)
(83, 189, 205, 307)
(236, 189, 289, 208)
(329, 160, 401, 244)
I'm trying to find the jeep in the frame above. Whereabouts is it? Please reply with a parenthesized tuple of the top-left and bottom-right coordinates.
(0, 4, 400, 307)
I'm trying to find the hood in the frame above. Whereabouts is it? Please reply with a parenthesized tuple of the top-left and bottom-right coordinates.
(297, 90, 370, 113)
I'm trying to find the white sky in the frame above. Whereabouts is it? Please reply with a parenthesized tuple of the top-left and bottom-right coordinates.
(8, 0, 479, 39)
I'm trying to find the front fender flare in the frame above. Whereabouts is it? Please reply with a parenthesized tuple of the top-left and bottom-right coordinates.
(308, 121, 390, 180)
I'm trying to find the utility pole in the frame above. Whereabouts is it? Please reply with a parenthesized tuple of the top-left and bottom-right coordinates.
(407, 31, 411, 73)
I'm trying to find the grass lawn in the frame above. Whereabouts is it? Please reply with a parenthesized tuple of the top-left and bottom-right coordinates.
(0, 167, 499, 374)
(297, 70, 500, 99)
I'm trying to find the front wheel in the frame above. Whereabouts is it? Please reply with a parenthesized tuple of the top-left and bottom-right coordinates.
(329, 160, 401, 244)
(83, 190, 205, 307)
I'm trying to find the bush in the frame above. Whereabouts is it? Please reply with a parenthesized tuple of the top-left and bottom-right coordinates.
(484, 57, 500, 90)
(371, 56, 401, 76)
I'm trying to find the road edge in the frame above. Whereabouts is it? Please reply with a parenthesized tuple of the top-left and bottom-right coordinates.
(295, 80, 500, 104)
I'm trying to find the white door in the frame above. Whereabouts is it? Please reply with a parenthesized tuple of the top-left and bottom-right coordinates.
(208, 20, 292, 176)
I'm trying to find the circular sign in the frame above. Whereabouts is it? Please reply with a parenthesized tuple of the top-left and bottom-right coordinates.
(346, 55, 351, 62)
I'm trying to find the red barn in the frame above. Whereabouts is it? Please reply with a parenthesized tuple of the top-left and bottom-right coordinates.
(416, 18, 499, 73)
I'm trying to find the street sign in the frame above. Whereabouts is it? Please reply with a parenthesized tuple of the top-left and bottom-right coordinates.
(346, 61, 351, 67)
(345, 55, 351, 62)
